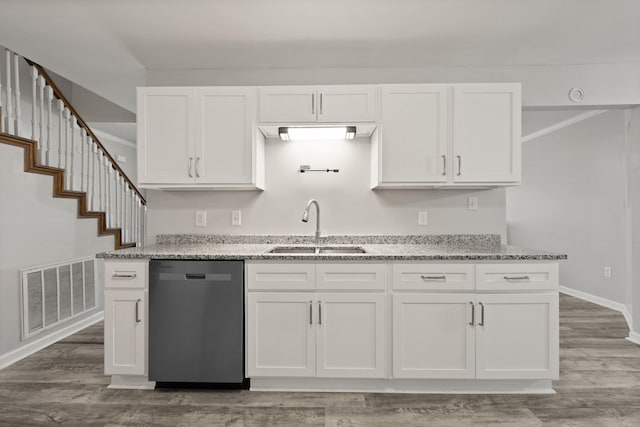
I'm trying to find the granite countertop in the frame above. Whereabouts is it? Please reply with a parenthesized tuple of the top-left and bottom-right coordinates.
(97, 234, 567, 261)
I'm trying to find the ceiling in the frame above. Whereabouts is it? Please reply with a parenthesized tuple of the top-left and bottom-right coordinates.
(1, 0, 638, 112)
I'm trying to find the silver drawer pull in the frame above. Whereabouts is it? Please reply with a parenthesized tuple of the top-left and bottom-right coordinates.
(112, 272, 137, 279)
(504, 275, 530, 281)
(421, 275, 446, 281)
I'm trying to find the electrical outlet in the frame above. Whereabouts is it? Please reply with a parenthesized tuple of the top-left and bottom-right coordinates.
(231, 210, 242, 226)
(604, 266, 612, 278)
(418, 211, 428, 226)
(468, 196, 478, 210)
(195, 210, 207, 227)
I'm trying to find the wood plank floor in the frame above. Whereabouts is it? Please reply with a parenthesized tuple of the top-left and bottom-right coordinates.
(1, 294, 639, 426)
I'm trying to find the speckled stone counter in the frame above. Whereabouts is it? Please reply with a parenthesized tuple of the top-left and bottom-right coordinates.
(97, 234, 567, 261)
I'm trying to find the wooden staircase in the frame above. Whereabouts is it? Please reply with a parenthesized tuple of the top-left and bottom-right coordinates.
(0, 48, 146, 250)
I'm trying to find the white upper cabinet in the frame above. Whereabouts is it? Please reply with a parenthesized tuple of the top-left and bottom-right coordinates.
(259, 85, 377, 123)
(137, 86, 264, 190)
(452, 84, 521, 183)
(378, 85, 449, 184)
(373, 83, 521, 188)
(137, 87, 195, 185)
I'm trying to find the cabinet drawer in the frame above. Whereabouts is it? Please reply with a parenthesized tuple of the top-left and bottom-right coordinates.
(247, 263, 315, 290)
(105, 261, 148, 289)
(393, 263, 475, 291)
(475, 263, 558, 291)
(316, 263, 386, 291)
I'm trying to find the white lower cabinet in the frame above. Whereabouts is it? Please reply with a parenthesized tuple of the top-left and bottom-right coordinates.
(316, 293, 386, 378)
(247, 293, 316, 377)
(475, 293, 559, 380)
(104, 289, 147, 375)
(392, 292, 559, 381)
(247, 292, 386, 379)
(393, 293, 475, 379)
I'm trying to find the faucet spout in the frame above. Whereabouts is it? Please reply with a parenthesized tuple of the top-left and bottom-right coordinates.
(301, 199, 321, 247)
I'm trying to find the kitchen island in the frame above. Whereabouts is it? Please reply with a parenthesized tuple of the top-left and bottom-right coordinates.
(98, 234, 566, 394)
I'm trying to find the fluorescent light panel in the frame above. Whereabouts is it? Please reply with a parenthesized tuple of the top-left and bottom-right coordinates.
(278, 126, 356, 141)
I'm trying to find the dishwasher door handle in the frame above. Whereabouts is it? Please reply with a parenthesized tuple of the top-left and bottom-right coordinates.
(186, 273, 206, 280)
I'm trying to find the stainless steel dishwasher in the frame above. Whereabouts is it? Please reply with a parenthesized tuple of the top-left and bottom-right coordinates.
(149, 260, 244, 384)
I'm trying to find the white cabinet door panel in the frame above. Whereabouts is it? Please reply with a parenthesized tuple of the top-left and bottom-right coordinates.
(137, 88, 195, 184)
(247, 293, 316, 377)
(104, 290, 146, 375)
(393, 293, 475, 379)
(476, 293, 559, 380)
(379, 85, 449, 184)
(317, 85, 377, 122)
(316, 293, 386, 378)
(259, 87, 316, 123)
(196, 87, 256, 185)
(453, 84, 521, 183)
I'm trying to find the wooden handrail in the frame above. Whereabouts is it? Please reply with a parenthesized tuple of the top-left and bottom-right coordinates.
(24, 59, 146, 205)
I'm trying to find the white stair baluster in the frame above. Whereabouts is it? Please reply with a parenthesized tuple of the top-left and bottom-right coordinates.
(105, 159, 112, 227)
(38, 76, 46, 164)
(0, 50, 3, 132)
(13, 53, 21, 137)
(91, 142, 98, 210)
(5, 49, 13, 134)
(70, 116, 77, 191)
(57, 100, 64, 168)
(31, 66, 37, 141)
(64, 108, 71, 190)
(46, 87, 53, 166)
(80, 131, 86, 192)
(123, 186, 128, 243)
(130, 191, 136, 245)
(121, 177, 126, 236)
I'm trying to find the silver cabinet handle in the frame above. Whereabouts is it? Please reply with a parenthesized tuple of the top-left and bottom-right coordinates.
(442, 155, 446, 176)
(421, 275, 446, 281)
(195, 157, 200, 178)
(478, 302, 485, 326)
(112, 272, 137, 279)
(135, 299, 141, 323)
(188, 157, 193, 178)
(504, 275, 530, 281)
(456, 155, 462, 176)
(469, 301, 475, 326)
(318, 300, 322, 325)
(319, 93, 323, 115)
(309, 300, 313, 325)
(311, 93, 315, 115)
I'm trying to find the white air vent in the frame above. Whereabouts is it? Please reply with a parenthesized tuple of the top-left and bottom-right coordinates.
(20, 257, 97, 340)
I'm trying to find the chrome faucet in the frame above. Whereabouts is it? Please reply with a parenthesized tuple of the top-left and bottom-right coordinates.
(301, 199, 321, 247)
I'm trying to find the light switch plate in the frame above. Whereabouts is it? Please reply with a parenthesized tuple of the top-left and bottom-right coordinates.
(418, 211, 428, 226)
(231, 210, 242, 226)
(195, 210, 207, 227)
(468, 196, 478, 210)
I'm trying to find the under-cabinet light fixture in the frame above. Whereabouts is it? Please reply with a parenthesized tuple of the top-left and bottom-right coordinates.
(278, 126, 356, 141)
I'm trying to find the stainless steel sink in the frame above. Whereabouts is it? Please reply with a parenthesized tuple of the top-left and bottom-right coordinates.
(267, 246, 366, 255)
(318, 247, 366, 254)
(267, 247, 317, 254)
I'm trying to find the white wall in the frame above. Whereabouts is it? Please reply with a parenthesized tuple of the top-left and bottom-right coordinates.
(147, 137, 506, 239)
(0, 143, 114, 358)
(630, 107, 640, 334)
(507, 110, 629, 304)
(96, 132, 138, 184)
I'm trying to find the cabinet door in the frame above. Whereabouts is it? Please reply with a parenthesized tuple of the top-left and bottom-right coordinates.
(259, 86, 317, 123)
(475, 293, 559, 380)
(393, 293, 475, 379)
(316, 293, 386, 378)
(452, 84, 521, 183)
(379, 85, 449, 184)
(317, 85, 377, 122)
(247, 293, 315, 377)
(137, 87, 195, 184)
(104, 290, 146, 375)
(195, 87, 257, 185)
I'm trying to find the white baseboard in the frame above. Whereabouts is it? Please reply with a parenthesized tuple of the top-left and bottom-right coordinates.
(560, 286, 637, 345)
(628, 332, 640, 346)
(0, 311, 104, 370)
